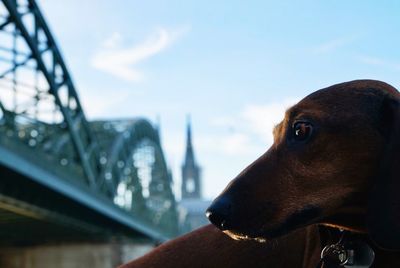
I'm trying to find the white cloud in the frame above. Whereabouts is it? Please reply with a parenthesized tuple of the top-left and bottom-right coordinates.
(194, 98, 300, 199)
(209, 98, 299, 154)
(91, 26, 190, 82)
(241, 99, 298, 144)
(221, 133, 254, 155)
(314, 36, 358, 54)
(197, 132, 256, 156)
(79, 86, 134, 119)
(102, 32, 123, 49)
(358, 55, 400, 71)
(210, 116, 237, 128)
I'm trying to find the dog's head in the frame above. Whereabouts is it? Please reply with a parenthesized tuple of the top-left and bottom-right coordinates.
(206, 80, 400, 250)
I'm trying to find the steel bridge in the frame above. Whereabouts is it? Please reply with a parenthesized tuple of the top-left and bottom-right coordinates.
(0, 0, 178, 246)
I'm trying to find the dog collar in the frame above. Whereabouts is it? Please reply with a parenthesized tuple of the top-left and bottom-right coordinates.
(317, 230, 375, 268)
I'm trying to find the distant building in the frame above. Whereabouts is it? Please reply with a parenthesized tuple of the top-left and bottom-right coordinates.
(178, 117, 211, 233)
(181, 118, 201, 199)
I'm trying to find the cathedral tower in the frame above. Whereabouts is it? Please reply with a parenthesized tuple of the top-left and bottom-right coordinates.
(181, 117, 201, 199)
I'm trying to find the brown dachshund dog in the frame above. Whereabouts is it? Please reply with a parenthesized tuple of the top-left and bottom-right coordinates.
(121, 80, 400, 267)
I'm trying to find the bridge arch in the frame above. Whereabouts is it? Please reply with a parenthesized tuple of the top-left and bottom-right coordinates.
(0, 0, 179, 241)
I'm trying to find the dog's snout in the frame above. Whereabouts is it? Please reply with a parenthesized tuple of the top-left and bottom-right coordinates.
(206, 197, 232, 231)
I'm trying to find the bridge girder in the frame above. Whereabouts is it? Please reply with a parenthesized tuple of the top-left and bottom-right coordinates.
(0, 0, 178, 242)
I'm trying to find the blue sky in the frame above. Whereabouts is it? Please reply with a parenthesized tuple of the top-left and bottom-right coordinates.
(38, 0, 400, 199)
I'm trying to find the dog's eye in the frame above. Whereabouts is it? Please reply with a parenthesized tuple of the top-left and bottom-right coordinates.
(293, 121, 313, 142)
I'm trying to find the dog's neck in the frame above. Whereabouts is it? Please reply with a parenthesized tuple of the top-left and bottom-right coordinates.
(321, 209, 368, 234)
(321, 223, 366, 234)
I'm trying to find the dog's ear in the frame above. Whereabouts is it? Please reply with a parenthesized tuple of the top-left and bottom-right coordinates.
(367, 95, 400, 250)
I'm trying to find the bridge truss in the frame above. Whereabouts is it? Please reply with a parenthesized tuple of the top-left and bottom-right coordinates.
(0, 0, 178, 243)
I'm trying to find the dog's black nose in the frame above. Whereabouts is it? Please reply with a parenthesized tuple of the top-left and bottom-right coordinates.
(206, 197, 232, 230)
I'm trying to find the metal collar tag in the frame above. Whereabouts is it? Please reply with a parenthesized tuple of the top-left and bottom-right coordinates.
(320, 240, 375, 268)
(343, 240, 375, 268)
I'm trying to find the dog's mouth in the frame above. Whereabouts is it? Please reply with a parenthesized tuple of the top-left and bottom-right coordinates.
(221, 223, 287, 243)
(222, 230, 268, 243)
(221, 205, 323, 242)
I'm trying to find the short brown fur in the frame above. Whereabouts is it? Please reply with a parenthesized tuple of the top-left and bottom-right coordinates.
(121, 80, 400, 267)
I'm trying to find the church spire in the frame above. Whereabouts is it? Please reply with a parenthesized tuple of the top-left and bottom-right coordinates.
(184, 115, 195, 165)
(187, 115, 192, 145)
(181, 115, 201, 199)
